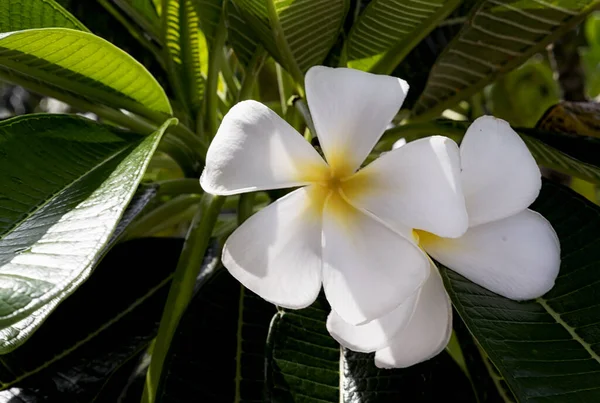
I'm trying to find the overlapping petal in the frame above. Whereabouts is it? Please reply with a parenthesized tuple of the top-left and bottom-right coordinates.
(305, 66, 409, 176)
(222, 186, 327, 309)
(326, 291, 418, 353)
(321, 193, 429, 325)
(343, 136, 468, 238)
(421, 210, 560, 300)
(374, 265, 452, 369)
(200, 100, 329, 195)
(461, 116, 541, 227)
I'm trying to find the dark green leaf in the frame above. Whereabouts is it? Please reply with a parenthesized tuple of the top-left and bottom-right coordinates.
(157, 268, 276, 402)
(412, 0, 597, 119)
(267, 295, 477, 402)
(345, 0, 462, 74)
(0, 238, 184, 402)
(0, 28, 172, 120)
(231, 0, 348, 82)
(226, 0, 260, 68)
(0, 0, 88, 32)
(442, 181, 600, 402)
(0, 114, 172, 352)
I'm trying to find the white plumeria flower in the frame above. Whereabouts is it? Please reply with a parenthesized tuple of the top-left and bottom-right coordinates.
(200, 66, 469, 325)
(327, 116, 561, 367)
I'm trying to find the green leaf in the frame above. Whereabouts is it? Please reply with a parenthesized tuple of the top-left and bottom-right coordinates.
(0, 114, 173, 352)
(346, 0, 462, 74)
(0, 238, 184, 402)
(412, 0, 597, 119)
(0, 0, 88, 32)
(163, 0, 210, 114)
(156, 268, 276, 402)
(0, 28, 172, 120)
(231, 0, 348, 83)
(267, 295, 477, 402)
(226, 0, 260, 68)
(157, 269, 476, 402)
(441, 181, 600, 402)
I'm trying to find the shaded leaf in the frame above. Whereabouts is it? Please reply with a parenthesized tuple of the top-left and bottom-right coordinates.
(231, 0, 348, 81)
(442, 181, 600, 402)
(0, 28, 172, 119)
(0, 0, 88, 32)
(413, 0, 597, 119)
(226, 0, 260, 68)
(267, 295, 477, 402)
(156, 269, 276, 402)
(0, 238, 184, 402)
(0, 114, 173, 352)
(346, 0, 462, 74)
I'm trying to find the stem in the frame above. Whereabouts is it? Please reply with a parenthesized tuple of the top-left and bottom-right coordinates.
(237, 193, 255, 225)
(206, 10, 229, 138)
(144, 194, 226, 402)
(276, 63, 289, 116)
(221, 48, 241, 101)
(294, 98, 316, 141)
(238, 47, 266, 101)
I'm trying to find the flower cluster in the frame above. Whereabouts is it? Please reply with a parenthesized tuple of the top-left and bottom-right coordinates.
(200, 66, 560, 368)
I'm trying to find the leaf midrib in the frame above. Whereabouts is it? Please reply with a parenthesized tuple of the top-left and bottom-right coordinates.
(0, 141, 133, 244)
(536, 297, 600, 364)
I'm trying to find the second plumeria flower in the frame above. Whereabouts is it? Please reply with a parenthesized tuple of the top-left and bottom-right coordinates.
(327, 116, 561, 368)
(201, 66, 468, 325)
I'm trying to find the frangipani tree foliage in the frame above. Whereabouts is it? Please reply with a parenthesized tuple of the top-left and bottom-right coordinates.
(0, 0, 599, 401)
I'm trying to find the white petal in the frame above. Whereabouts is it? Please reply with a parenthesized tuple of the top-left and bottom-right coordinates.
(343, 136, 468, 238)
(305, 66, 408, 176)
(326, 292, 419, 353)
(461, 116, 541, 227)
(222, 186, 326, 309)
(375, 265, 452, 369)
(200, 100, 328, 195)
(321, 192, 429, 325)
(422, 210, 560, 300)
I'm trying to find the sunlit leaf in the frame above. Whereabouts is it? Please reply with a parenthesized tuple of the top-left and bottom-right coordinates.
(413, 0, 597, 119)
(0, 28, 172, 119)
(0, 114, 173, 352)
(346, 0, 462, 74)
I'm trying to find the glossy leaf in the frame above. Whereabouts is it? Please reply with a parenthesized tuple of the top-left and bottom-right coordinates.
(231, 0, 348, 82)
(442, 181, 600, 402)
(0, 238, 184, 402)
(267, 295, 477, 402)
(0, 114, 173, 352)
(156, 268, 476, 402)
(0, 28, 172, 119)
(346, 0, 462, 74)
(156, 268, 276, 402)
(412, 0, 597, 119)
(0, 0, 88, 32)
